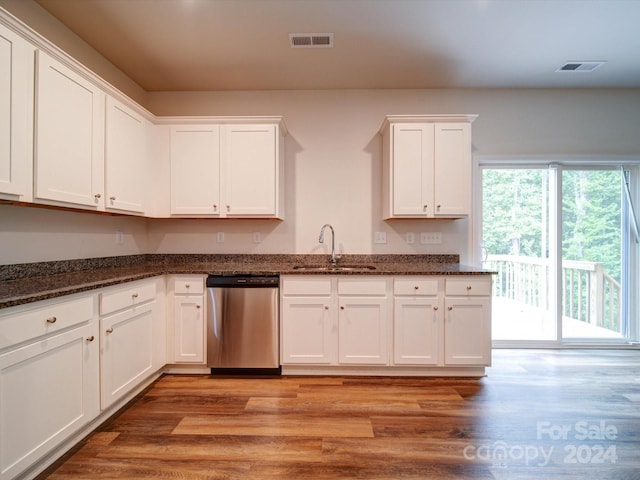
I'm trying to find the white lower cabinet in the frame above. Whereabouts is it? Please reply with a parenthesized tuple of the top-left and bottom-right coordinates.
(281, 296, 333, 364)
(337, 278, 389, 365)
(393, 278, 442, 365)
(171, 275, 206, 364)
(281, 276, 391, 366)
(444, 277, 492, 366)
(0, 294, 99, 480)
(99, 279, 159, 409)
(281, 277, 334, 364)
(281, 274, 492, 372)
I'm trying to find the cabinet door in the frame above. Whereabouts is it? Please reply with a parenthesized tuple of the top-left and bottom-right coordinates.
(100, 303, 155, 408)
(391, 123, 434, 216)
(281, 297, 334, 364)
(105, 96, 146, 213)
(173, 295, 205, 363)
(222, 124, 278, 216)
(170, 125, 221, 215)
(34, 50, 105, 208)
(0, 322, 99, 480)
(0, 24, 32, 197)
(338, 298, 389, 365)
(434, 123, 471, 216)
(444, 296, 491, 366)
(393, 297, 442, 365)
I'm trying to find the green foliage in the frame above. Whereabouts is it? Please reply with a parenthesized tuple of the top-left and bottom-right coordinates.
(482, 168, 622, 282)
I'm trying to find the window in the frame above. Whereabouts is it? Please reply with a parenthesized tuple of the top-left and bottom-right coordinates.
(478, 159, 639, 347)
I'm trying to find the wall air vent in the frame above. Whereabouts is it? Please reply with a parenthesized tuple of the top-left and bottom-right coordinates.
(556, 61, 606, 72)
(289, 33, 334, 48)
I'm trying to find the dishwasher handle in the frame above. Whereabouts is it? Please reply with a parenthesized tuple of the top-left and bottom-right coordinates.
(206, 287, 223, 366)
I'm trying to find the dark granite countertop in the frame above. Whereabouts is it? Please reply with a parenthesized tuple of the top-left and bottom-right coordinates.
(0, 254, 494, 310)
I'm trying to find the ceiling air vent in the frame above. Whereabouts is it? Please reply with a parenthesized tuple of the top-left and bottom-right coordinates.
(289, 33, 334, 48)
(556, 61, 606, 72)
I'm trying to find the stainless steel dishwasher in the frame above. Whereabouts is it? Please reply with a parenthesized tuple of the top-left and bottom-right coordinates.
(205, 275, 280, 375)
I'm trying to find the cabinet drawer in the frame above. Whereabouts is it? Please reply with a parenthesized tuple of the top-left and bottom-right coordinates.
(338, 278, 388, 296)
(282, 277, 332, 296)
(394, 278, 439, 296)
(175, 276, 204, 295)
(0, 295, 94, 350)
(445, 277, 491, 296)
(100, 280, 156, 316)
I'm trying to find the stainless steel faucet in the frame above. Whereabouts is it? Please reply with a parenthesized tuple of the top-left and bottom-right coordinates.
(319, 224, 340, 265)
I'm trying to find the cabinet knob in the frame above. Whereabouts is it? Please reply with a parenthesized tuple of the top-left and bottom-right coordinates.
(414, 285, 419, 290)
(448, 306, 453, 311)
(466, 285, 472, 291)
(106, 327, 114, 333)
(433, 306, 438, 311)
(213, 204, 218, 211)
(226, 205, 230, 211)
(423, 204, 428, 210)
(86, 335, 95, 342)
(185, 284, 190, 288)
(132, 293, 139, 299)
(340, 306, 345, 310)
(324, 306, 329, 310)
(46, 316, 57, 324)
(436, 204, 441, 210)
(110, 196, 116, 201)
(94, 193, 101, 199)
(196, 305, 201, 309)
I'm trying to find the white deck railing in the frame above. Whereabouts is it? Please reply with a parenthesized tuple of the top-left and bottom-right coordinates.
(484, 255, 622, 334)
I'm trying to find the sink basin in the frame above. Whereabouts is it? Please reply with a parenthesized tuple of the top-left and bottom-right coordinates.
(292, 264, 377, 272)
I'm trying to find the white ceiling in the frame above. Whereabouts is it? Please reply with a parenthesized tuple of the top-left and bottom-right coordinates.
(34, 0, 640, 91)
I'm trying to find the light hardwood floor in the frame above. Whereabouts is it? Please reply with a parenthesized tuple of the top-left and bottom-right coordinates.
(40, 349, 640, 479)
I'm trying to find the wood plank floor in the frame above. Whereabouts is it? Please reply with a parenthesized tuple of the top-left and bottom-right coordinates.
(39, 349, 640, 479)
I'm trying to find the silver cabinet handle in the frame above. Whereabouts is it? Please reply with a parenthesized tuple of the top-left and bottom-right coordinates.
(86, 335, 95, 342)
(106, 327, 114, 334)
(46, 316, 57, 324)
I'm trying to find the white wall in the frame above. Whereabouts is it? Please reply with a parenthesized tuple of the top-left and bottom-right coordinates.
(0, 205, 148, 264)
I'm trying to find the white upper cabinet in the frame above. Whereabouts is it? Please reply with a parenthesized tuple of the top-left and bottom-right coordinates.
(170, 125, 221, 215)
(380, 115, 476, 219)
(169, 121, 285, 218)
(222, 124, 282, 217)
(105, 96, 148, 214)
(0, 23, 33, 199)
(34, 50, 105, 209)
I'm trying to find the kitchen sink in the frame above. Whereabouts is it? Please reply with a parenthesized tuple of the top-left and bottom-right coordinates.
(292, 264, 377, 272)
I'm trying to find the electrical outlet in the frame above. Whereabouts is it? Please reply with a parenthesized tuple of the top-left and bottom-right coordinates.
(252, 232, 262, 243)
(406, 232, 415, 244)
(216, 232, 225, 243)
(115, 231, 124, 245)
(374, 231, 387, 244)
(420, 232, 442, 244)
